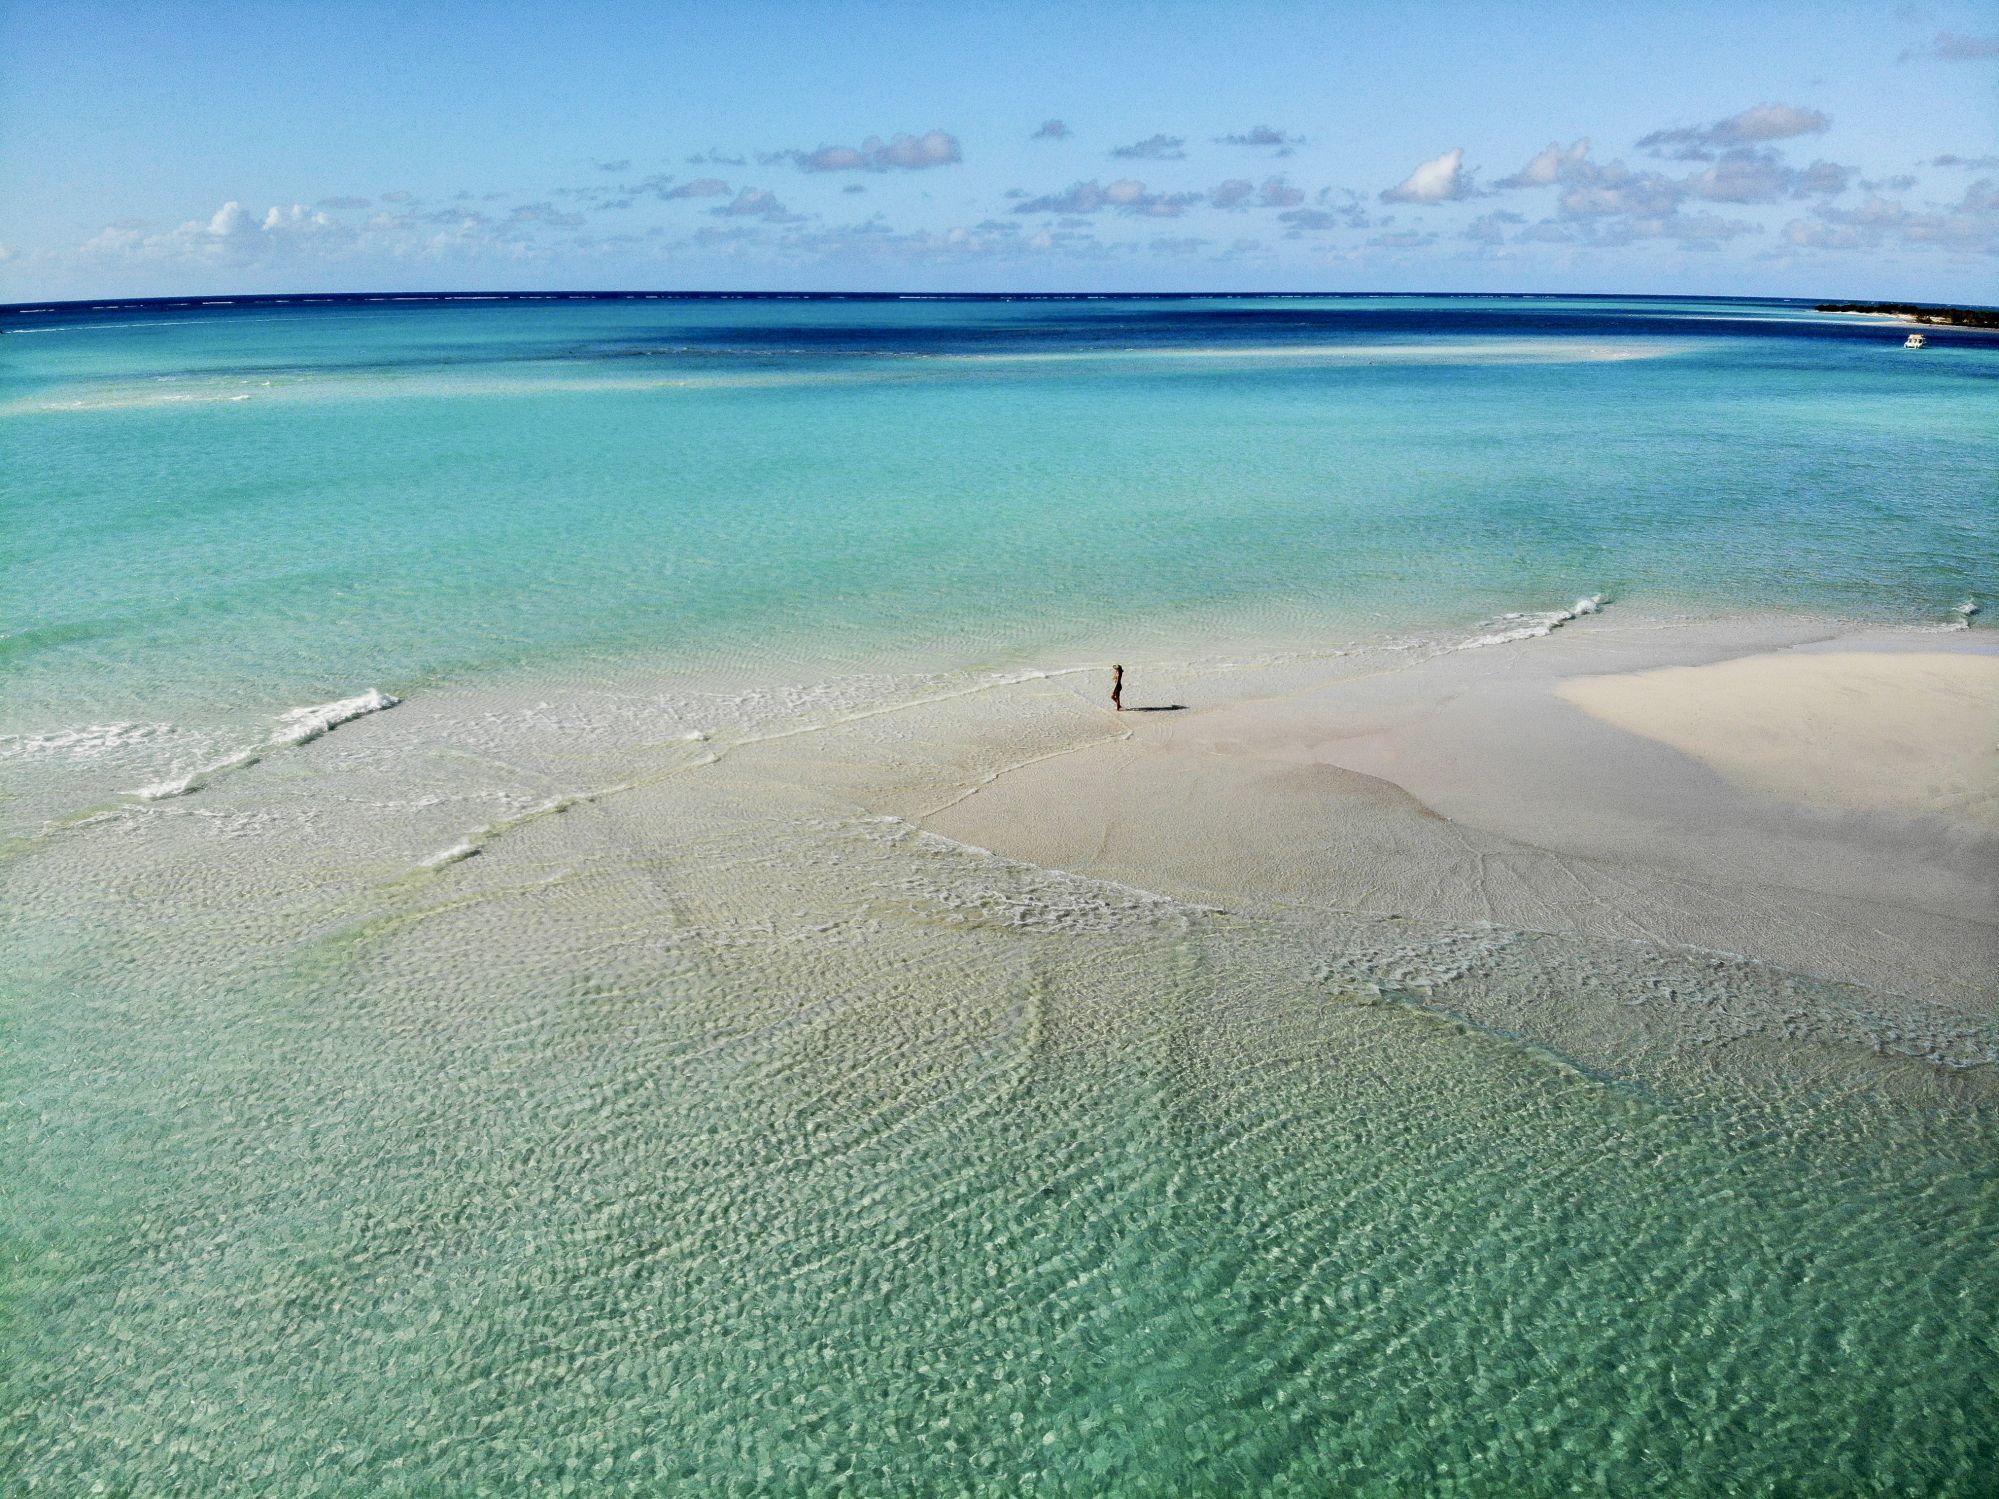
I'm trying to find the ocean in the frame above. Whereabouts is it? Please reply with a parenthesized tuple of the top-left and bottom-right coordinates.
(4, 294, 1995, 1494)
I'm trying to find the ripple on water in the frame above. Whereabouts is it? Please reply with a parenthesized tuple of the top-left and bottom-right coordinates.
(3, 674, 1995, 1496)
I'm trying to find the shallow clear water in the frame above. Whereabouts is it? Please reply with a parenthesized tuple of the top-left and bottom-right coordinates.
(4, 297, 1991, 729)
(3, 296, 1996, 1494)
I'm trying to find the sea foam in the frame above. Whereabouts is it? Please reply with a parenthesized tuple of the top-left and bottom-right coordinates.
(125, 690, 399, 799)
(271, 689, 400, 745)
(1458, 594, 1605, 650)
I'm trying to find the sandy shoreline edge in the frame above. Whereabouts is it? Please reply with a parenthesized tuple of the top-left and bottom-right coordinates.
(907, 619, 1996, 1009)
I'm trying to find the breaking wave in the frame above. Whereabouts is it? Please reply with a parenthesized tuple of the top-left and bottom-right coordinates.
(1458, 594, 1606, 650)
(126, 690, 399, 799)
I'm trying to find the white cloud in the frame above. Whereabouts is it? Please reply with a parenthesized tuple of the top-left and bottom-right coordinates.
(793, 130, 961, 172)
(1682, 149, 1849, 203)
(1781, 178, 1999, 256)
(1110, 134, 1186, 161)
(1216, 126, 1302, 154)
(1463, 210, 1523, 244)
(1380, 148, 1476, 204)
(1208, 175, 1304, 210)
(68, 195, 586, 271)
(1496, 139, 1590, 189)
(1012, 178, 1202, 216)
(711, 188, 801, 221)
(1711, 103, 1830, 144)
(209, 201, 254, 239)
(1638, 104, 1829, 160)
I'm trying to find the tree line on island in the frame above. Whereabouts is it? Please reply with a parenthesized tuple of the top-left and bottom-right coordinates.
(1815, 301, 1999, 329)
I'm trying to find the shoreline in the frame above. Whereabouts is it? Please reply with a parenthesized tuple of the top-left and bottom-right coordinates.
(7, 605, 1992, 1014)
(902, 617, 1998, 1010)
(4, 598, 1983, 835)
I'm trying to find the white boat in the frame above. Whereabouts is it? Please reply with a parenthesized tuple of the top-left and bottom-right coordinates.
(1904, 332, 1926, 349)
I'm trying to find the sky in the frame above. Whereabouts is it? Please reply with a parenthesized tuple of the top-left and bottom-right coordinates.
(1, 0, 1995, 302)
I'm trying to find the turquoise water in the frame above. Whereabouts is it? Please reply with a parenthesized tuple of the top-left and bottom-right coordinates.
(4, 296, 1997, 1494)
(4, 297, 1990, 735)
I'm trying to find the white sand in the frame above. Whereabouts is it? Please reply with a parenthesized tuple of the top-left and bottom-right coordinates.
(1558, 651, 1999, 829)
(911, 625, 1998, 1008)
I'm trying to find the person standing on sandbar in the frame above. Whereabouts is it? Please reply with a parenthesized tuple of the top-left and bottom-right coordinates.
(1110, 663, 1124, 712)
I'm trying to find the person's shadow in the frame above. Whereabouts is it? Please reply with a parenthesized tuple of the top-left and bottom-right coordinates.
(1123, 704, 1189, 712)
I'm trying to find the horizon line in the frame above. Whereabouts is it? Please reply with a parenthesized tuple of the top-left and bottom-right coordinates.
(5, 287, 1950, 319)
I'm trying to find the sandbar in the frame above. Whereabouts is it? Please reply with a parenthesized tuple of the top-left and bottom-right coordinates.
(1558, 649, 1998, 829)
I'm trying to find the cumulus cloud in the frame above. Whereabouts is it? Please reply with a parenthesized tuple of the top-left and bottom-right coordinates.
(1781, 178, 1999, 256)
(316, 194, 372, 210)
(1495, 139, 1590, 189)
(1503, 129, 1855, 216)
(1933, 153, 1999, 169)
(1216, 126, 1302, 154)
(510, 202, 585, 227)
(1275, 189, 1372, 234)
(1275, 208, 1344, 231)
(1682, 148, 1850, 203)
(690, 212, 1111, 269)
(1207, 175, 1305, 210)
(1559, 164, 1683, 219)
(261, 203, 335, 233)
(1637, 103, 1829, 161)
(1012, 178, 1202, 216)
(1031, 119, 1071, 140)
(1463, 210, 1524, 244)
(76, 199, 346, 265)
(614, 173, 735, 204)
(1899, 31, 1999, 62)
(1380, 147, 1477, 204)
(711, 187, 801, 221)
(1111, 134, 1186, 161)
(1506, 150, 1752, 246)
(791, 130, 961, 172)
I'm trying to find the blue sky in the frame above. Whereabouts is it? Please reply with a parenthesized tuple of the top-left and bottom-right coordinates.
(2, 0, 1994, 301)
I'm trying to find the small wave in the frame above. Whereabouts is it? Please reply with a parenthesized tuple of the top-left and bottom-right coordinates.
(124, 690, 398, 800)
(420, 839, 480, 869)
(271, 689, 399, 746)
(0, 721, 172, 762)
(133, 771, 202, 801)
(130, 748, 261, 800)
(1458, 594, 1605, 650)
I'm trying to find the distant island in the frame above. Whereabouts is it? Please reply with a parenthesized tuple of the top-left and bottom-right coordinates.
(1815, 301, 1999, 329)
